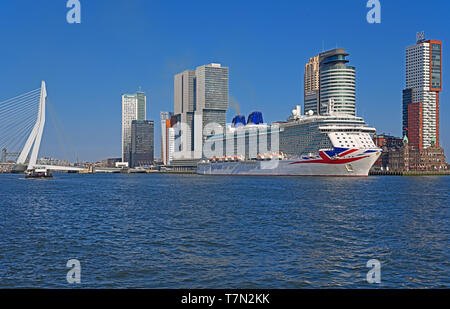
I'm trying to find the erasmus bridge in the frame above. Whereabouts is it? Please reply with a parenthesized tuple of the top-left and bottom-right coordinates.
(0, 81, 83, 173)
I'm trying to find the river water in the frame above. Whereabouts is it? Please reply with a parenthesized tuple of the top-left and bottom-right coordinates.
(0, 173, 448, 288)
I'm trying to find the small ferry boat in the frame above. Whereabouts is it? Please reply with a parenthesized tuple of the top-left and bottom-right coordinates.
(25, 168, 53, 179)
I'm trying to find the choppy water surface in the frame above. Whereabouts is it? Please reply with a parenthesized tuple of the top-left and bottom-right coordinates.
(0, 174, 448, 288)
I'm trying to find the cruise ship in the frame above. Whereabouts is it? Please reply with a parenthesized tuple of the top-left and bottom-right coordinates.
(197, 105, 381, 177)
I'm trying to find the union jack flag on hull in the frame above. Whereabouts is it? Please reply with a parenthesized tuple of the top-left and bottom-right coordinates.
(290, 148, 375, 165)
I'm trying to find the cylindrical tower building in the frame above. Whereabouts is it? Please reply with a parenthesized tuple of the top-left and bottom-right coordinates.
(319, 49, 356, 116)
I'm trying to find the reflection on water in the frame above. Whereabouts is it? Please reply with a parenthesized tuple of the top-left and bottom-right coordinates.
(0, 174, 448, 288)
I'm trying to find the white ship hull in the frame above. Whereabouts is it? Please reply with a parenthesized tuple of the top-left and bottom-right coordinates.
(197, 149, 381, 177)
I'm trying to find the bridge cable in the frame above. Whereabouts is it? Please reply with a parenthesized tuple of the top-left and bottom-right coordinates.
(0, 88, 40, 157)
(0, 88, 40, 107)
(47, 99, 80, 163)
(46, 100, 70, 163)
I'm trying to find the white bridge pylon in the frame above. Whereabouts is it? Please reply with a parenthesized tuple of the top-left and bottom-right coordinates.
(16, 81, 47, 170)
(15, 81, 82, 172)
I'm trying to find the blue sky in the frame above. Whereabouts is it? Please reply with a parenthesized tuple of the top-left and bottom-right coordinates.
(0, 0, 449, 161)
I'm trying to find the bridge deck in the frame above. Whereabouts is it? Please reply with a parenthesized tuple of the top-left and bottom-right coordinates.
(36, 165, 85, 172)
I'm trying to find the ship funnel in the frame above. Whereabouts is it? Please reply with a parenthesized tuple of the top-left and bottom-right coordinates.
(232, 115, 246, 128)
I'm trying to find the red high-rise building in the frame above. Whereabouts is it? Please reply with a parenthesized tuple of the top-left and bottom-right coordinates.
(407, 102, 423, 150)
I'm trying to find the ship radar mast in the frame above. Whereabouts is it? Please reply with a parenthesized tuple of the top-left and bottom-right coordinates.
(291, 105, 301, 119)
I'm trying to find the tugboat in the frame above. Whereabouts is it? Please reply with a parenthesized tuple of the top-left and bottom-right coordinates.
(25, 168, 52, 179)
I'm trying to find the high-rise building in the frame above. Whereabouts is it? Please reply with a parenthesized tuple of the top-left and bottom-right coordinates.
(304, 56, 320, 115)
(195, 63, 229, 130)
(174, 70, 196, 152)
(130, 120, 154, 168)
(160, 111, 176, 166)
(160, 111, 170, 164)
(122, 91, 146, 163)
(403, 33, 442, 150)
(173, 63, 229, 158)
(1, 148, 6, 163)
(318, 49, 356, 116)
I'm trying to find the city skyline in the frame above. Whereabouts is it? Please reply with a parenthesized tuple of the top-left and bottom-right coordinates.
(0, 1, 449, 161)
(1, 1, 449, 292)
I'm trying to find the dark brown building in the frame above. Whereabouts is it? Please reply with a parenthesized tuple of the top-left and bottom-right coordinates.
(374, 135, 448, 172)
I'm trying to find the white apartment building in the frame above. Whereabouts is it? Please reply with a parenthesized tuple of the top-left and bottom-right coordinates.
(122, 91, 146, 163)
(403, 35, 442, 149)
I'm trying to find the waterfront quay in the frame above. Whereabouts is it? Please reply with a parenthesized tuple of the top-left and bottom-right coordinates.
(370, 170, 450, 176)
